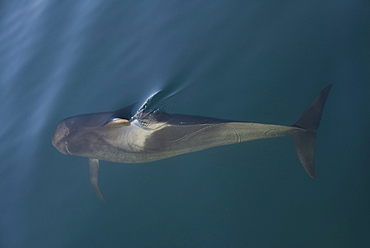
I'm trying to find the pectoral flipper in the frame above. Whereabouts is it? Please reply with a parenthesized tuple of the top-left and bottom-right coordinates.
(88, 158, 105, 202)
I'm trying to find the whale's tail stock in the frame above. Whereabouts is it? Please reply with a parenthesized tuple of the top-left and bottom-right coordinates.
(292, 84, 333, 178)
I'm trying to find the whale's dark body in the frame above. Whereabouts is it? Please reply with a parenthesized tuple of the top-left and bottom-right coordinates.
(52, 85, 332, 201)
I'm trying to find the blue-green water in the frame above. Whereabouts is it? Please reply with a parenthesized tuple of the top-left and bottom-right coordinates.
(1, 1, 369, 247)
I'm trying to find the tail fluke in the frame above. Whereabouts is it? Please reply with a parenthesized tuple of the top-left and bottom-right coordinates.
(292, 84, 333, 178)
(294, 84, 333, 131)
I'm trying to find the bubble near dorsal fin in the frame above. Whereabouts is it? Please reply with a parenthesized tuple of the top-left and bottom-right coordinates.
(106, 118, 131, 126)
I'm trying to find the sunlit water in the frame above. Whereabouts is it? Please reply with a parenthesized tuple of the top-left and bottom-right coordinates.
(1, 1, 369, 247)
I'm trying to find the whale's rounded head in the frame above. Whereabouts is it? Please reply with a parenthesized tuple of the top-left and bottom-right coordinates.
(52, 119, 72, 155)
(52, 113, 113, 156)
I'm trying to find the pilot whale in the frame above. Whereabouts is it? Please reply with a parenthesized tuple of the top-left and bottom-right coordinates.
(52, 85, 332, 201)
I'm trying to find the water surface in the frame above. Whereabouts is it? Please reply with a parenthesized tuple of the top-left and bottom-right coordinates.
(0, 0, 369, 247)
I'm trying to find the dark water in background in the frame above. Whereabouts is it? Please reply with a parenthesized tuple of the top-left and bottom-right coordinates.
(1, 0, 369, 247)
